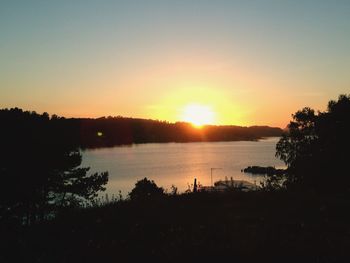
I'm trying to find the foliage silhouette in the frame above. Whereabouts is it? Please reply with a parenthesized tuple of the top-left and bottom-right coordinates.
(128, 177, 165, 201)
(3, 188, 350, 262)
(276, 94, 350, 192)
(0, 108, 108, 224)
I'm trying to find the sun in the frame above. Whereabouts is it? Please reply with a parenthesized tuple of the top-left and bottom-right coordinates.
(180, 104, 216, 127)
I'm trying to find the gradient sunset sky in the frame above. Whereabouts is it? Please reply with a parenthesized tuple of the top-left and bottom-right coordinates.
(1, 0, 349, 128)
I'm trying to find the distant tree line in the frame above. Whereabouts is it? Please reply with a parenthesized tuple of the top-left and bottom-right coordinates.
(76, 118, 282, 148)
(0, 108, 283, 149)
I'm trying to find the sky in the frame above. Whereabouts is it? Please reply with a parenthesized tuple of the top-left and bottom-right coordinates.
(1, 0, 350, 128)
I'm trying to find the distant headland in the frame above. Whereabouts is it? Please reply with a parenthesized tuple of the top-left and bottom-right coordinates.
(0, 108, 283, 148)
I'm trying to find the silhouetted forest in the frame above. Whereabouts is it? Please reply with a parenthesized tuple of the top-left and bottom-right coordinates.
(0, 108, 108, 226)
(273, 94, 350, 192)
(0, 108, 282, 148)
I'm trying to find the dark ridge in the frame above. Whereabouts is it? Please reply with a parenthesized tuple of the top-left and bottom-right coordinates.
(0, 108, 283, 149)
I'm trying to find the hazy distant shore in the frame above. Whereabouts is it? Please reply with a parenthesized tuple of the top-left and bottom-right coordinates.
(1, 108, 283, 148)
(72, 116, 283, 148)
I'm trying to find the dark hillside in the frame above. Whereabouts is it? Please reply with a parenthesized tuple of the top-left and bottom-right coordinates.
(0, 108, 283, 148)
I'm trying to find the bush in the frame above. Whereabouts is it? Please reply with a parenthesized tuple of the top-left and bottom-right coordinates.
(128, 177, 164, 201)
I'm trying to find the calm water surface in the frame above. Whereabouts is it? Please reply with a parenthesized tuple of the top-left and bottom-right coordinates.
(81, 137, 285, 196)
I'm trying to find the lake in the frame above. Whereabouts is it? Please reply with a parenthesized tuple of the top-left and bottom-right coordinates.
(81, 137, 285, 197)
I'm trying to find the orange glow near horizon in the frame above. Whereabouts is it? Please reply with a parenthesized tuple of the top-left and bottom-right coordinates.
(180, 104, 216, 127)
(143, 85, 254, 127)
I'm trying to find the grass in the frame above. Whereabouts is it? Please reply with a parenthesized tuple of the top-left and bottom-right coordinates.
(2, 190, 350, 262)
